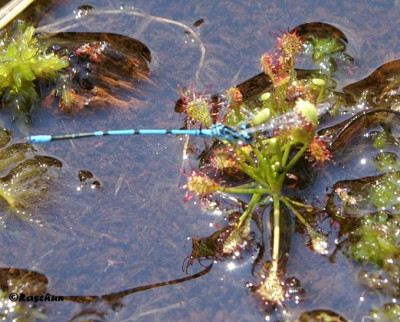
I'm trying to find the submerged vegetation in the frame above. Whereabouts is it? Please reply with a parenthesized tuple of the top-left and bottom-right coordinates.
(0, 19, 151, 132)
(0, 127, 62, 220)
(178, 23, 400, 319)
(180, 30, 334, 307)
(41, 31, 152, 112)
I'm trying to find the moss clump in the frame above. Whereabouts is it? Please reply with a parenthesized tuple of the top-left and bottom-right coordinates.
(374, 152, 400, 172)
(370, 303, 400, 321)
(0, 20, 68, 130)
(370, 172, 400, 211)
(347, 212, 400, 266)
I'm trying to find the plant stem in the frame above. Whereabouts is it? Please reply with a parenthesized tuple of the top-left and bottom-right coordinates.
(231, 182, 262, 189)
(316, 83, 326, 105)
(283, 142, 309, 174)
(275, 89, 287, 113)
(281, 196, 314, 231)
(0, 0, 35, 30)
(235, 159, 271, 188)
(272, 194, 281, 263)
(252, 145, 270, 181)
(281, 143, 291, 168)
(223, 187, 270, 195)
(285, 196, 314, 211)
(257, 139, 274, 182)
(236, 193, 261, 228)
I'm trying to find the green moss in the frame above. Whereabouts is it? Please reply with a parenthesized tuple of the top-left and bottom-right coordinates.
(0, 20, 68, 130)
(370, 303, 400, 321)
(370, 172, 400, 211)
(347, 212, 400, 266)
(347, 173, 400, 267)
(374, 152, 400, 172)
(309, 37, 345, 62)
(186, 98, 213, 127)
(304, 36, 347, 75)
(373, 131, 391, 149)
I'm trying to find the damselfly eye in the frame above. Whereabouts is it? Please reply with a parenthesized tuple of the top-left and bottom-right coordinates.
(244, 133, 254, 144)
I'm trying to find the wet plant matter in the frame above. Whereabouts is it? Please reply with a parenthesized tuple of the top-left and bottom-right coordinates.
(179, 23, 400, 317)
(0, 126, 62, 221)
(0, 16, 152, 133)
(0, 20, 68, 131)
(39, 31, 152, 112)
(180, 30, 335, 308)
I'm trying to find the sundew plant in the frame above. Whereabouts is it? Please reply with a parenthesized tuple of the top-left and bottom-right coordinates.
(180, 31, 333, 307)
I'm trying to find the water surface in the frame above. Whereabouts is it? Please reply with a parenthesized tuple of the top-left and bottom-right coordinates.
(1, 0, 399, 320)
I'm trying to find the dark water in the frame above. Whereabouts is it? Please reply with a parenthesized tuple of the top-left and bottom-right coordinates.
(1, 0, 399, 320)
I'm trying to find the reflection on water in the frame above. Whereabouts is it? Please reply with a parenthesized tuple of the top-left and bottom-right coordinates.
(0, 0, 399, 321)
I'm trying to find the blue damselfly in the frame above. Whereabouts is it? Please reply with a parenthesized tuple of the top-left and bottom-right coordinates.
(27, 103, 330, 145)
